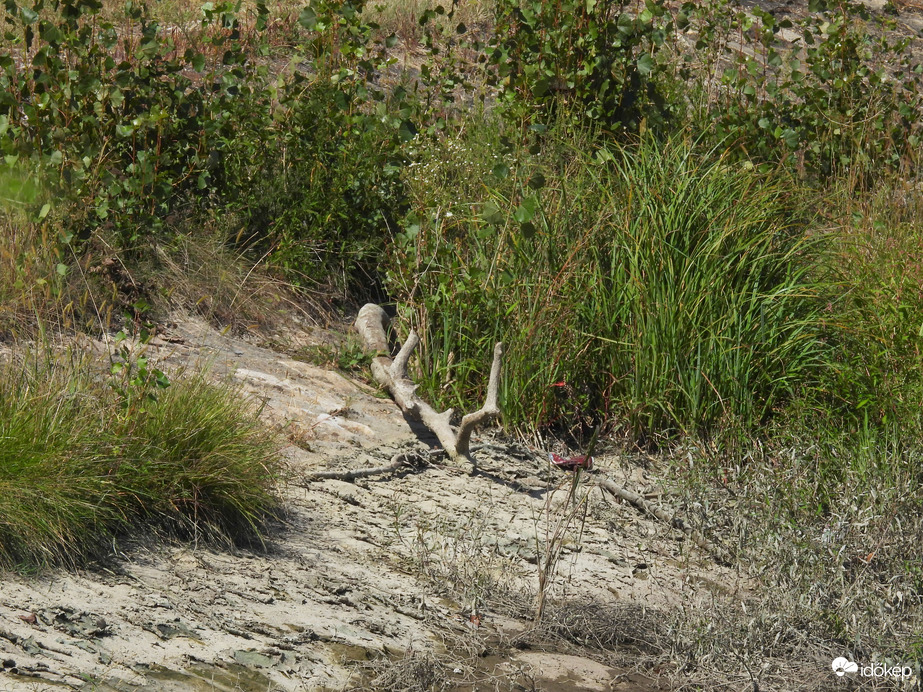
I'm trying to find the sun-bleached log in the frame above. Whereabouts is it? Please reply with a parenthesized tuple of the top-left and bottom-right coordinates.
(354, 304, 503, 461)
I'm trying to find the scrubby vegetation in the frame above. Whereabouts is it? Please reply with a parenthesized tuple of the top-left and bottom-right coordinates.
(1, 0, 921, 681)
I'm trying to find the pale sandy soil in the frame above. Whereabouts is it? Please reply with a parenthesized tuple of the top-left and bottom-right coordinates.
(0, 316, 759, 691)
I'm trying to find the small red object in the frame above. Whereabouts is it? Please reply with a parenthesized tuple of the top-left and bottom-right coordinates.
(549, 452, 593, 471)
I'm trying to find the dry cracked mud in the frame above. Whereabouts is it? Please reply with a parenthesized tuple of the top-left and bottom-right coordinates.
(0, 316, 772, 691)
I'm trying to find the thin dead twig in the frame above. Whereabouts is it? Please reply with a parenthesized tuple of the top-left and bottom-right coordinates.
(301, 451, 432, 483)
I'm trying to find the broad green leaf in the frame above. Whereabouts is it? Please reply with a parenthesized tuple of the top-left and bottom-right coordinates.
(513, 195, 539, 224)
(398, 119, 418, 142)
(298, 6, 317, 30)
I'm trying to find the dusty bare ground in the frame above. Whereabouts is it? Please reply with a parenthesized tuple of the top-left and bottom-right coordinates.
(0, 317, 865, 690)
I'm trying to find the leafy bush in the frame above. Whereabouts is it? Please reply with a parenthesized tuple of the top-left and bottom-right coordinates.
(484, 0, 923, 182)
(0, 0, 408, 295)
(685, 0, 923, 182)
(0, 0, 248, 245)
(392, 123, 826, 441)
(220, 79, 407, 296)
(489, 0, 680, 130)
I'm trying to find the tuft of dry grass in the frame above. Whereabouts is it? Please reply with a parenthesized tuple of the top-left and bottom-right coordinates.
(385, 498, 535, 620)
(133, 224, 331, 333)
(541, 602, 670, 655)
(659, 437, 923, 685)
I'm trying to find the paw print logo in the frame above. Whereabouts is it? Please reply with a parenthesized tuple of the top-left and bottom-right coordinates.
(832, 657, 858, 677)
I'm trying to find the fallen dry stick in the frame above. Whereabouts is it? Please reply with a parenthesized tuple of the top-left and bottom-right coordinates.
(302, 452, 429, 483)
(354, 304, 503, 462)
(597, 476, 732, 566)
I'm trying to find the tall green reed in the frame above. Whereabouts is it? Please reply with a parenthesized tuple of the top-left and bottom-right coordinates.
(393, 124, 827, 443)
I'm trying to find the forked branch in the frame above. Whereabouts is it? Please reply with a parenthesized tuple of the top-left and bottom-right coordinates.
(354, 304, 503, 461)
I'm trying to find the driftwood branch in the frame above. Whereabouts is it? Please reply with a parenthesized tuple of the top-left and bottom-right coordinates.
(597, 477, 732, 566)
(354, 304, 503, 461)
(301, 452, 429, 483)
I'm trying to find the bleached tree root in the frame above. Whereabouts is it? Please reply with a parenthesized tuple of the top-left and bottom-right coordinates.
(354, 304, 503, 462)
(597, 477, 732, 566)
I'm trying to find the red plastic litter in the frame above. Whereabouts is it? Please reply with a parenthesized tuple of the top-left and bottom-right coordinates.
(549, 452, 593, 471)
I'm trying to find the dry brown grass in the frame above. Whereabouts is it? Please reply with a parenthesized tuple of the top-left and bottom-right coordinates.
(657, 440, 923, 690)
(94, 0, 304, 30)
(0, 206, 329, 347)
(134, 225, 329, 333)
(0, 218, 81, 340)
(356, 649, 450, 692)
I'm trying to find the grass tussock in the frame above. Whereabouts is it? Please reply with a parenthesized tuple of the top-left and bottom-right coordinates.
(394, 123, 825, 442)
(0, 350, 281, 571)
(819, 185, 923, 434)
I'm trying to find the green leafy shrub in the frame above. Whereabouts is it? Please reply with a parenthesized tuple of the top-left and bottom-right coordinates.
(212, 0, 413, 295)
(489, 0, 681, 130)
(684, 0, 923, 183)
(0, 0, 255, 246)
(219, 79, 407, 296)
(0, 0, 408, 295)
